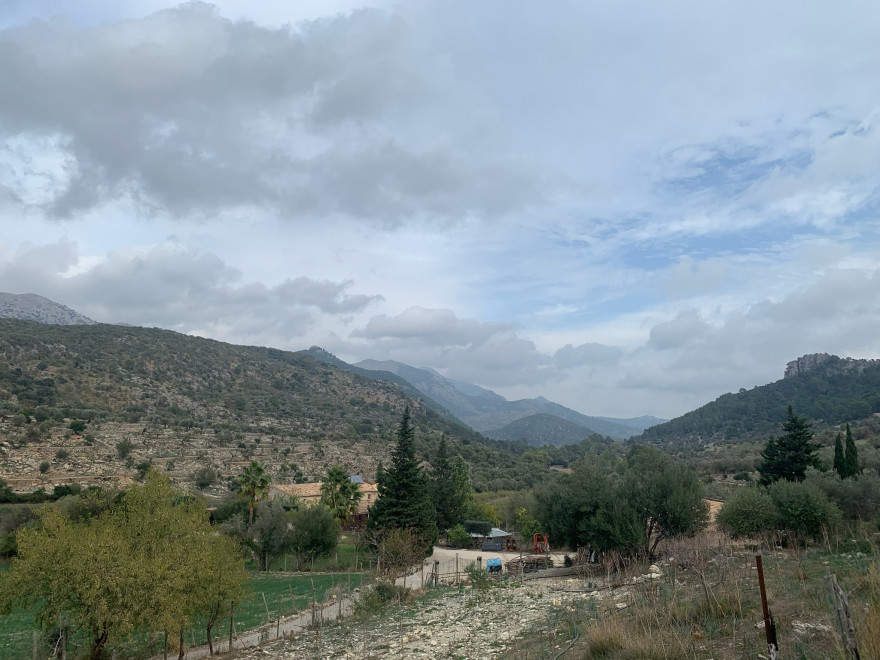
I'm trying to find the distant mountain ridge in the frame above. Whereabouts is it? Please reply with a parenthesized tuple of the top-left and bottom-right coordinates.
(355, 358, 659, 441)
(483, 413, 602, 446)
(0, 292, 96, 325)
(638, 353, 880, 447)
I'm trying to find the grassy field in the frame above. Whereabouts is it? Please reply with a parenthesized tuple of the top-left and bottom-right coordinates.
(0, 568, 364, 660)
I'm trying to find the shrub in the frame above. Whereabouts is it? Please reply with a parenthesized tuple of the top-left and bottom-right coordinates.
(194, 467, 218, 490)
(768, 480, 842, 540)
(447, 524, 472, 549)
(733, 471, 752, 482)
(804, 467, 880, 522)
(353, 581, 410, 617)
(55, 449, 69, 461)
(68, 420, 86, 434)
(38, 461, 50, 474)
(135, 460, 151, 480)
(116, 439, 134, 460)
(717, 487, 777, 538)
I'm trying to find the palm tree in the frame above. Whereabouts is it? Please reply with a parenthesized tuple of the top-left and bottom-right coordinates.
(238, 460, 271, 524)
(320, 466, 362, 524)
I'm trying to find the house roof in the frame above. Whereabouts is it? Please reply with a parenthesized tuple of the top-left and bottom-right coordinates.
(270, 481, 378, 513)
(468, 527, 512, 539)
(271, 483, 323, 499)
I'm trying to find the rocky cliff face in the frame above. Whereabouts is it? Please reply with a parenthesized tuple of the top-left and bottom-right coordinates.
(0, 292, 96, 325)
(784, 353, 833, 378)
(784, 353, 880, 378)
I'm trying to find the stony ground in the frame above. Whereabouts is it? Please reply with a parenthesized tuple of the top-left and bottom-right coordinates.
(222, 569, 653, 660)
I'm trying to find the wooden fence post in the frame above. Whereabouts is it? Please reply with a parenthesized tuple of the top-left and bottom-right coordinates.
(756, 554, 779, 660)
(228, 602, 234, 652)
(828, 571, 861, 660)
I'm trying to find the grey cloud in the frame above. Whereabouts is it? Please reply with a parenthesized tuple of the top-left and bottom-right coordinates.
(0, 239, 379, 340)
(0, 4, 542, 222)
(349, 306, 554, 386)
(554, 342, 622, 368)
(648, 309, 711, 350)
(276, 276, 383, 314)
(353, 306, 513, 344)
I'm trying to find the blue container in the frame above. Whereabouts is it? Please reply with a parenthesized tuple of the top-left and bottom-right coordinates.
(486, 558, 502, 573)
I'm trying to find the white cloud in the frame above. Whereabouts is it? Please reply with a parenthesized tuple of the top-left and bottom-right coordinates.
(2, 1, 880, 420)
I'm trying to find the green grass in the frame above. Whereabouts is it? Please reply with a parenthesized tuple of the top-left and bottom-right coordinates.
(0, 568, 363, 660)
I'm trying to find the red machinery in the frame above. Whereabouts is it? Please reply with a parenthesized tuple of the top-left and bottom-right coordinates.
(532, 532, 550, 554)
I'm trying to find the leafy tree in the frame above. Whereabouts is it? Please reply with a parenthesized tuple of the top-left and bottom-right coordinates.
(247, 500, 294, 571)
(68, 419, 86, 434)
(537, 448, 707, 559)
(623, 446, 708, 558)
(843, 423, 859, 478)
(833, 432, 845, 477)
(0, 472, 245, 660)
(289, 504, 339, 564)
(717, 487, 778, 538)
(366, 407, 437, 554)
(515, 506, 541, 540)
(237, 460, 271, 524)
(758, 405, 822, 485)
(320, 465, 362, 524)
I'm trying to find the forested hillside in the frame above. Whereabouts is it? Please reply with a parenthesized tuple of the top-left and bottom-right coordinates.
(0, 320, 588, 492)
(639, 354, 880, 447)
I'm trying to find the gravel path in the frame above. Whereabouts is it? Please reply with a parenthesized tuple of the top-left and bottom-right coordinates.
(222, 573, 623, 660)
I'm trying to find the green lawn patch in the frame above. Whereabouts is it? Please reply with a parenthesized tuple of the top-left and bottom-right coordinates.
(0, 570, 364, 660)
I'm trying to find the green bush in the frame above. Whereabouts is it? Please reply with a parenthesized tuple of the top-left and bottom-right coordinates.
(39, 461, 50, 474)
(447, 524, 471, 549)
(116, 439, 134, 460)
(768, 480, 842, 540)
(68, 420, 86, 434)
(194, 466, 218, 489)
(717, 487, 777, 538)
(804, 467, 880, 522)
(55, 449, 69, 461)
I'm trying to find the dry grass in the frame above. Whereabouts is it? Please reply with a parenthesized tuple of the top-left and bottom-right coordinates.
(509, 529, 880, 659)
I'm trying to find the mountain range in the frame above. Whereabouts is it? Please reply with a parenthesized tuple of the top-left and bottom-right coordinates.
(354, 359, 662, 441)
(3, 293, 879, 456)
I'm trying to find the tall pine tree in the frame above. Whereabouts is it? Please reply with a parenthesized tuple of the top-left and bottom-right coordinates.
(843, 423, 859, 478)
(431, 436, 472, 533)
(759, 405, 822, 485)
(833, 432, 845, 477)
(367, 407, 437, 553)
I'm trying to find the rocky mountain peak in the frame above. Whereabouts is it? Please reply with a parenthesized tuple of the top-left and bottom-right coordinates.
(784, 353, 833, 378)
(0, 292, 96, 325)
(784, 353, 880, 379)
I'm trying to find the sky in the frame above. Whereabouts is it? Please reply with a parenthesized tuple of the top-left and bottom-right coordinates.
(1, 1, 879, 419)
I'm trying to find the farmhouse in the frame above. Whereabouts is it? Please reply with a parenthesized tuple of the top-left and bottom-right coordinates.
(270, 475, 379, 523)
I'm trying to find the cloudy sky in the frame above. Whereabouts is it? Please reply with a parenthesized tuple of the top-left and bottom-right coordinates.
(1, 1, 879, 419)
